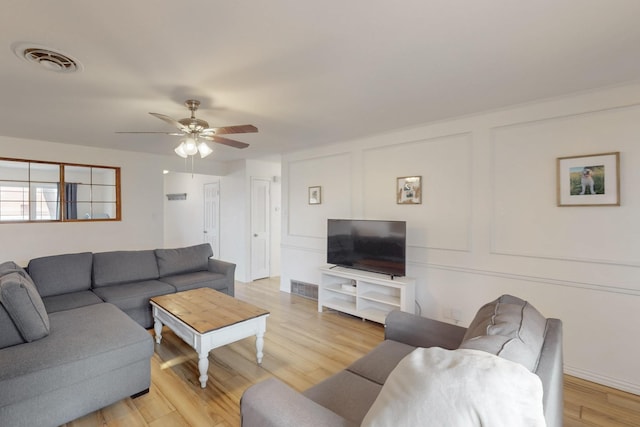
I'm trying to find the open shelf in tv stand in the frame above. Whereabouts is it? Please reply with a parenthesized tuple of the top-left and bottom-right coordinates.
(318, 265, 416, 324)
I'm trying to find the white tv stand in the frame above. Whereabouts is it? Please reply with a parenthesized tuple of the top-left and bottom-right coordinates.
(318, 265, 416, 324)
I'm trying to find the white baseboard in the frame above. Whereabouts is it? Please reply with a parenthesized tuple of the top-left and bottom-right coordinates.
(564, 365, 640, 396)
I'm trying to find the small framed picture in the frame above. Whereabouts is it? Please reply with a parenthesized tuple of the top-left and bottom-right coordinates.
(309, 186, 322, 204)
(556, 152, 620, 206)
(397, 176, 422, 204)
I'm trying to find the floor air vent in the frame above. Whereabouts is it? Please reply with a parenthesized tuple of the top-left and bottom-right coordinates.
(290, 280, 318, 300)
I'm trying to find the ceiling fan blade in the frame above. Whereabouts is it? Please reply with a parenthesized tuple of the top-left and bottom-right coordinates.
(200, 134, 250, 149)
(116, 131, 185, 136)
(149, 112, 190, 133)
(201, 124, 258, 135)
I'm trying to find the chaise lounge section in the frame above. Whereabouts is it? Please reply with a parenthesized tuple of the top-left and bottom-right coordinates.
(0, 243, 236, 427)
(0, 301, 153, 427)
(0, 262, 153, 427)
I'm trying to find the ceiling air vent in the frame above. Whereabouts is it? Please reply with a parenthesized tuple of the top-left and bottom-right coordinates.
(12, 43, 82, 73)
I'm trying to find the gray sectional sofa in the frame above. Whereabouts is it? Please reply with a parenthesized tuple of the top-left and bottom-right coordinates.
(241, 295, 564, 427)
(28, 243, 236, 328)
(0, 243, 236, 427)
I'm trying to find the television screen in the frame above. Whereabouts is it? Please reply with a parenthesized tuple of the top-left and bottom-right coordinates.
(327, 219, 406, 277)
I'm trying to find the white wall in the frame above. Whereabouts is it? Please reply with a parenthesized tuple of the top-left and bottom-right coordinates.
(199, 158, 281, 282)
(221, 161, 249, 281)
(163, 172, 221, 248)
(0, 135, 235, 267)
(280, 82, 640, 394)
(0, 134, 281, 282)
(163, 168, 282, 278)
(0, 136, 170, 265)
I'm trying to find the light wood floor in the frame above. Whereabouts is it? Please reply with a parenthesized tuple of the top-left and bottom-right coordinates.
(63, 278, 640, 427)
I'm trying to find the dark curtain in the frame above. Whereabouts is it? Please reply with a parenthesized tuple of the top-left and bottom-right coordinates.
(65, 183, 78, 219)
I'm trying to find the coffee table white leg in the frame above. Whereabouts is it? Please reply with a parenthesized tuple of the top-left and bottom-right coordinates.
(198, 353, 209, 388)
(153, 317, 163, 344)
(256, 330, 265, 364)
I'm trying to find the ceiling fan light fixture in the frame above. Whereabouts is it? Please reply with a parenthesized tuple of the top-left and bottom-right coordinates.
(182, 137, 198, 156)
(198, 142, 213, 158)
(174, 142, 188, 158)
(119, 99, 255, 156)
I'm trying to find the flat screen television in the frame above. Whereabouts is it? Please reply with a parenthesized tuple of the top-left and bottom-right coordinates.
(327, 219, 406, 277)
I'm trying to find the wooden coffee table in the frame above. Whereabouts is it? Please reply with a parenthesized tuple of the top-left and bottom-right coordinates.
(150, 287, 270, 388)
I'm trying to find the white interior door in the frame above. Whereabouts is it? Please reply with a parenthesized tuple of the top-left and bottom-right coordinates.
(203, 182, 220, 258)
(251, 177, 270, 280)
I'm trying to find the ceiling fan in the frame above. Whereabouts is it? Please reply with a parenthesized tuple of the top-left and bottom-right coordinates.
(118, 99, 257, 158)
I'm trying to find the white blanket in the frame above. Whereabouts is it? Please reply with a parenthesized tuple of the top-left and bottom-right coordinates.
(361, 347, 546, 427)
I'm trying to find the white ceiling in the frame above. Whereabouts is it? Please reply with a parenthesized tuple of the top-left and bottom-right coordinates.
(2, 1, 640, 162)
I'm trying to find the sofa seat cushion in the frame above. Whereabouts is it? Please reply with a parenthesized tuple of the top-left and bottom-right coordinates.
(155, 243, 213, 277)
(160, 271, 227, 292)
(27, 252, 93, 297)
(42, 291, 104, 313)
(303, 370, 382, 426)
(459, 294, 547, 372)
(91, 280, 174, 311)
(93, 250, 159, 288)
(347, 340, 416, 385)
(0, 303, 153, 408)
(0, 272, 50, 342)
(242, 378, 356, 427)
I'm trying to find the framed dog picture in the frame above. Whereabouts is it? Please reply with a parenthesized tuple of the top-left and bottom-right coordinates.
(397, 176, 422, 204)
(556, 152, 620, 206)
(308, 186, 321, 204)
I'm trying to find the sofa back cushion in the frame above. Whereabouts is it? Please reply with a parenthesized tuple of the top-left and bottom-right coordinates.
(458, 294, 547, 372)
(155, 243, 213, 277)
(0, 262, 30, 348)
(93, 250, 159, 288)
(27, 252, 93, 297)
(0, 272, 50, 342)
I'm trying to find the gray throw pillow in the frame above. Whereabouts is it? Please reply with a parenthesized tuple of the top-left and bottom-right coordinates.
(0, 304, 25, 349)
(459, 294, 547, 372)
(0, 261, 18, 276)
(0, 272, 50, 342)
(0, 261, 31, 280)
(0, 260, 42, 298)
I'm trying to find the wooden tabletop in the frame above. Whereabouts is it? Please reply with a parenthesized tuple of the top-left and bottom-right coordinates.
(150, 288, 269, 334)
